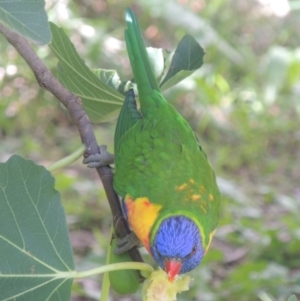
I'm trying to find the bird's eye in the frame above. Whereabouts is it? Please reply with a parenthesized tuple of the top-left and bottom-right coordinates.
(184, 246, 197, 259)
(184, 246, 197, 260)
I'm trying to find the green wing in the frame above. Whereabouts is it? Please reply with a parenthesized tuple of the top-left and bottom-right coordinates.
(114, 89, 142, 156)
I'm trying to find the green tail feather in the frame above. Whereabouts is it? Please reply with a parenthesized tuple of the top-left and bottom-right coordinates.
(125, 8, 160, 101)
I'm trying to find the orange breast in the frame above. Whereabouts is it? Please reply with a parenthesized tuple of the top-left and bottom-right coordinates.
(125, 195, 162, 253)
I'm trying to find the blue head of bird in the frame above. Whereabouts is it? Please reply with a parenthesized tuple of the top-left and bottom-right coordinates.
(150, 215, 205, 281)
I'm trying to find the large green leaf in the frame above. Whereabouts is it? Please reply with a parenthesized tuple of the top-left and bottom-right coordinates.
(0, 0, 51, 45)
(0, 155, 75, 301)
(160, 35, 205, 91)
(49, 23, 123, 123)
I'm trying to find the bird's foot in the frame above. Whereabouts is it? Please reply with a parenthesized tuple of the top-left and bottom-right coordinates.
(83, 145, 114, 168)
(114, 231, 141, 255)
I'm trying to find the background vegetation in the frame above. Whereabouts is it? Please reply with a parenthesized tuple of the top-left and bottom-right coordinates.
(1, 0, 299, 300)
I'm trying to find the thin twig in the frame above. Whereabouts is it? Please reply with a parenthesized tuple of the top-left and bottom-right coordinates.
(0, 22, 144, 276)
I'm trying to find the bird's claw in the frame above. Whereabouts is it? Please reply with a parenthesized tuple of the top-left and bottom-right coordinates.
(83, 145, 114, 168)
(114, 231, 141, 255)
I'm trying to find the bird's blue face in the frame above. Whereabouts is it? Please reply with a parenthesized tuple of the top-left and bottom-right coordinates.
(150, 215, 204, 281)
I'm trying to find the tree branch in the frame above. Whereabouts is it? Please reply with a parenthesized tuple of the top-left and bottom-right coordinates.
(0, 22, 144, 278)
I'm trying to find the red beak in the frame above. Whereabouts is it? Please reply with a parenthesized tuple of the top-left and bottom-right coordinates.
(165, 259, 182, 282)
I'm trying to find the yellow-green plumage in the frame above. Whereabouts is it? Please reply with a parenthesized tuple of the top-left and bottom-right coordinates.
(114, 8, 220, 276)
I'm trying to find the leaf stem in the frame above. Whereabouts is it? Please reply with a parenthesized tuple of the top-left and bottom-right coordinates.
(99, 226, 113, 301)
(74, 262, 154, 279)
(47, 144, 86, 172)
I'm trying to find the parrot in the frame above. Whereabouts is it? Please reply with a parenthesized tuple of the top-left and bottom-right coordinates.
(113, 8, 221, 282)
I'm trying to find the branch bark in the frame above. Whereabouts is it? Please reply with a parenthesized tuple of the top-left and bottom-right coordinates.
(0, 22, 144, 278)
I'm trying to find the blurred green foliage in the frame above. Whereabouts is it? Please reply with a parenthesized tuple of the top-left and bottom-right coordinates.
(1, 0, 299, 300)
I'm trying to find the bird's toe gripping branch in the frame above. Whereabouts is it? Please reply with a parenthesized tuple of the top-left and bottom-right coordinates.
(83, 145, 115, 168)
(114, 231, 141, 255)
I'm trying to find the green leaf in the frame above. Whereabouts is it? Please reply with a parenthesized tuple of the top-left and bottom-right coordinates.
(93, 69, 122, 91)
(287, 295, 298, 301)
(92, 68, 130, 96)
(49, 23, 123, 123)
(0, 0, 51, 45)
(0, 155, 75, 301)
(160, 35, 205, 91)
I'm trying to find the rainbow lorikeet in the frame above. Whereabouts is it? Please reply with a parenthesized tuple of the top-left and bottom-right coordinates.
(112, 8, 221, 282)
